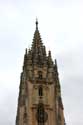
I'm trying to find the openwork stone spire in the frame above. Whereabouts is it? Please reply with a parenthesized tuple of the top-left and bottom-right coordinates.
(30, 20, 47, 66)
(31, 19, 43, 50)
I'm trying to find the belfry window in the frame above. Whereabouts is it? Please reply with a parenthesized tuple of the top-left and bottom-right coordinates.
(38, 71, 42, 79)
(39, 86, 43, 96)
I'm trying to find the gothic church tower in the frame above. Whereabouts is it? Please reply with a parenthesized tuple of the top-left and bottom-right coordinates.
(16, 20, 65, 125)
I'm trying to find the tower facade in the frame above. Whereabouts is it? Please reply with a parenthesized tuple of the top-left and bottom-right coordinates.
(16, 20, 65, 125)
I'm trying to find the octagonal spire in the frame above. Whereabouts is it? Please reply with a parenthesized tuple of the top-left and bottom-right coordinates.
(31, 19, 43, 50)
(30, 20, 47, 65)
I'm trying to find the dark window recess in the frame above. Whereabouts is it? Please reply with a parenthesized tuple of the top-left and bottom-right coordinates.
(39, 86, 43, 96)
(38, 71, 42, 79)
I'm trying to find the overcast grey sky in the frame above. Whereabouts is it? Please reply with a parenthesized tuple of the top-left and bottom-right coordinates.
(0, 0, 83, 125)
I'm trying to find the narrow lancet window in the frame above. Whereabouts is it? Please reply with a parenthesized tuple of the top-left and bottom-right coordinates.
(38, 71, 42, 79)
(39, 86, 43, 96)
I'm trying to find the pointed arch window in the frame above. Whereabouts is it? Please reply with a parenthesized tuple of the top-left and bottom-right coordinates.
(36, 103, 48, 123)
(38, 71, 42, 79)
(39, 86, 43, 96)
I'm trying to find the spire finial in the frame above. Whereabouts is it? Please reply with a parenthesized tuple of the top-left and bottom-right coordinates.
(36, 18, 38, 29)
